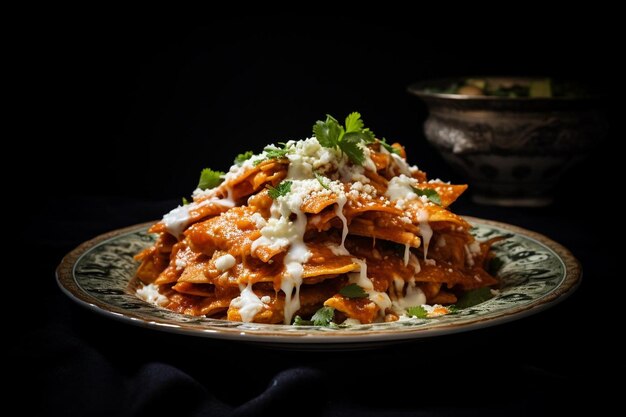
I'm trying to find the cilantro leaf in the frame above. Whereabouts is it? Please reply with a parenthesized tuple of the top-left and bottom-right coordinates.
(293, 315, 312, 326)
(379, 137, 401, 155)
(254, 143, 291, 166)
(339, 134, 365, 165)
(313, 116, 343, 148)
(406, 305, 429, 318)
(454, 287, 495, 309)
(197, 168, 224, 190)
(267, 180, 292, 199)
(312, 112, 376, 165)
(265, 146, 289, 160)
(181, 197, 190, 205)
(234, 151, 254, 166)
(359, 128, 376, 144)
(314, 172, 330, 190)
(339, 283, 368, 298)
(411, 186, 442, 205)
(311, 306, 335, 326)
(345, 112, 364, 133)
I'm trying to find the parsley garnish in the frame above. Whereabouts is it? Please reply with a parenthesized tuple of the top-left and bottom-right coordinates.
(454, 287, 495, 309)
(406, 305, 429, 318)
(265, 147, 289, 160)
(314, 172, 330, 190)
(234, 151, 254, 166)
(181, 197, 190, 205)
(312, 112, 375, 165)
(311, 306, 335, 326)
(254, 143, 290, 166)
(293, 315, 312, 326)
(339, 134, 367, 165)
(339, 283, 368, 298)
(344, 111, 365, 133)
(379, 137, 401, 155)
(197, 168, 225, 190)
(411, 186, 442, 205)
(293, 307, 335, 327)
(267, 180, 292, 199)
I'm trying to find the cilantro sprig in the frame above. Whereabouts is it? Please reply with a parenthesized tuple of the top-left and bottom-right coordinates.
(197, 168, 225, 190)
(311, 306, 335, 326)
(339, 283, 368, 298)
(234, 151, 254, 166)
(254, 143, 290, 166)
(312, 112, 375, 165)
(293, 306, 335, 327)
(406, 305, 428, 319)
(411, 186, 442, 205)
(267, 180, 292, 199)
(293, 315, 311, 326)
(265, 147, 289, 160)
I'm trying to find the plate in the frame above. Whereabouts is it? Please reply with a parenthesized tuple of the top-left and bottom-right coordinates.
(56, 217, 580, 349)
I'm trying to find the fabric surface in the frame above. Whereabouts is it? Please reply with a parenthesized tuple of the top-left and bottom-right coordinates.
(13, 196, 621, 416)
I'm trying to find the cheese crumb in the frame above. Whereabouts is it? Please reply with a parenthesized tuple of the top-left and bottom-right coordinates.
(215, 254, 236, 271)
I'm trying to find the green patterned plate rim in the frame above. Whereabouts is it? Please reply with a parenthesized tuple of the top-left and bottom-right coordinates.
(56, 217, 580, 346)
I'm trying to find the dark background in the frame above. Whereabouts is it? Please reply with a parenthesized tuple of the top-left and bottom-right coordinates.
(35, 21, 616, 200)
(14, 20, 621, 416)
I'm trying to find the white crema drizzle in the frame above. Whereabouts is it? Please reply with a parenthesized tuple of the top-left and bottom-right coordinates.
(230, 282, 266, 322)
(349, 258, 392, 317)
(153, 129, 452, 325)
(163, 186, 235, 238)
(251, 181, 315, 324)
(416, 208, 433, 260)
(334, 192, 349, 251)
(384, 175, 434, 261)
(246, 137, 379, 324)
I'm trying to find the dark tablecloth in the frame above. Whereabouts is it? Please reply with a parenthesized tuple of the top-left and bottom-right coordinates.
(14, 196, 621, 416)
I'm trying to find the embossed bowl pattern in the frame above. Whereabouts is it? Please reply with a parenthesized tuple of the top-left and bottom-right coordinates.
(408, 77, 607, 206)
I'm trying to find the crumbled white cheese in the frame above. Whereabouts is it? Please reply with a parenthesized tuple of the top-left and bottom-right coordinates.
(175, 258, 187, 271)
(215, 254, 236, 271)
(468, 240, 481, 255)
(137, 283, 169, 307)
(250, 212, 267, 229)
(428, 178, 450, 184)
(385, 174, 419, 202)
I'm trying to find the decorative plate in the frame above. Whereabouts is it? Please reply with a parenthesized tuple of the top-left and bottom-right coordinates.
(56, 217, 580, 349)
